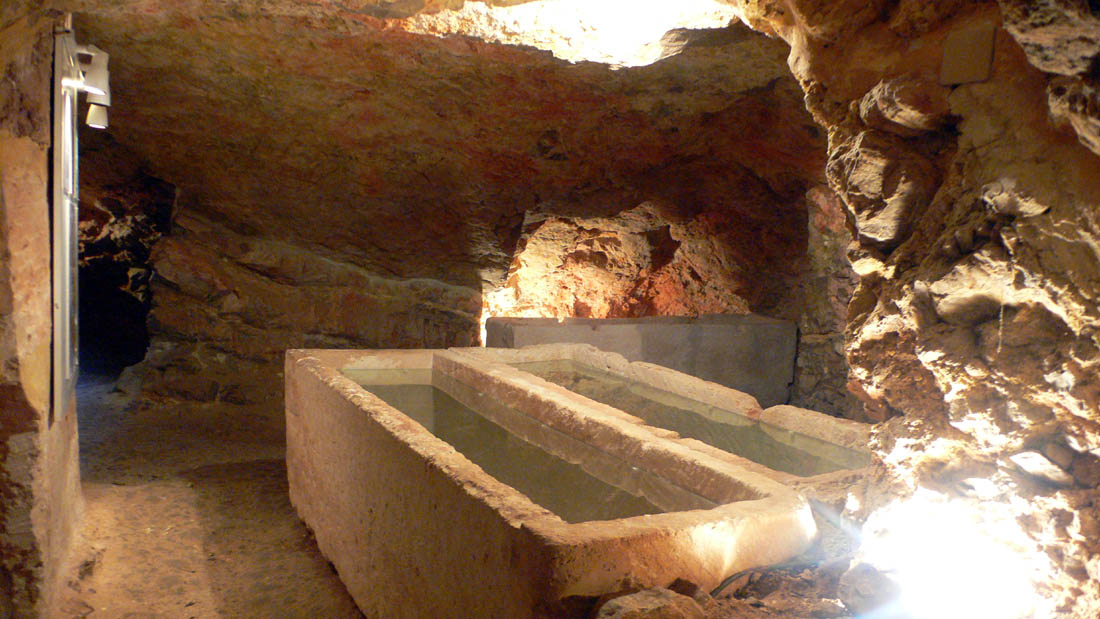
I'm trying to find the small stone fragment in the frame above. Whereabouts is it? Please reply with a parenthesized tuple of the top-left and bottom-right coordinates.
(666, 578, 713, 609)
(1077, 509, 1100, 539)
(1047, 76, 1100, 157)
(859, 78, 951, 136)
(826, 131, 938, 251)
(837, 562, 901, 616)
(762, 590, 847, 617)
(1043, 441, 1076, 470)
(1071, 453, 1100, 488)
(1010, 451, 1076, 486)
(595, 588, 704, 619)
(981, 178, 1052, 217)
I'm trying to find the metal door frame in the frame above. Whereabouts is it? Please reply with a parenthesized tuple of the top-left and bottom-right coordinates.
(52, 27, 81, 424)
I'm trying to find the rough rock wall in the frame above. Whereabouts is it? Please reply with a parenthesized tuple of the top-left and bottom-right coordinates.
(488, 202, 755, 321)
(0, 11, 83, 617)
(726, 0, 1100, 613)
(485, 188, 860, 418)
(118, 212, 482, 406)
(67, 11, 819, 289)
(67, 11, 852, 410)
(484, 87, 819, 320)
(1001, 0, 1100, 158)
(782, 185, 862, 418)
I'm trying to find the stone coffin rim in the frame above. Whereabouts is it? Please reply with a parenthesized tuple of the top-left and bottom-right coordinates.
(287, 347, 817, 597)
(457, 343, 874, 481)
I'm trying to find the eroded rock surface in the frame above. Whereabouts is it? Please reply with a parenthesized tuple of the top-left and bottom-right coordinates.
(998, 0, 1100, 155)
(595, 588, 704, 619)
(1048, 75, 1100, 156)
(490, 202, 755, 320)
(748, 1, 1100, 615)
(66, 7, 840, 410)
(119, 211, 481, 405)
(997, 0, 1100, 76)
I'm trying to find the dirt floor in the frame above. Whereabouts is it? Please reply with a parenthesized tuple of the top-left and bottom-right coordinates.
(58, 373, 362, 617)
(56, 373, 865, 618)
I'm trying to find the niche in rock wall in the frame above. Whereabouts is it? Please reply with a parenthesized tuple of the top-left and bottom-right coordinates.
(484, 189, 808, 325)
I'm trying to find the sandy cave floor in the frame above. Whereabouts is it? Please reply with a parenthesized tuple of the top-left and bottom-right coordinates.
(57, 374, 362, 617)
(56, 373, 860, 618)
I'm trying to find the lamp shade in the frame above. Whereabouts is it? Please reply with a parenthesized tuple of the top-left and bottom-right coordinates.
(87, 87, 110, 107)
(86, 103, 108, 129)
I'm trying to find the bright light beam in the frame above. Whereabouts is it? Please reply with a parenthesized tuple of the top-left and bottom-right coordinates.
(857, 488, 1052, 619)
(399, 0, 742, 68)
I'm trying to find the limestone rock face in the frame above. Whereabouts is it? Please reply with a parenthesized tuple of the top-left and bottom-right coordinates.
(997, 0, 1100, 157)
(997, 0, 1100, 75)
(119, 211, 481, 405)
(744, 0, 1100, 613)
(595, 588, 704, 619)
(489, 200, 774, 321)
(68, 9, 814, 289)
(67, 5, 836, 408)
(858, 77, 953, 137)
(1048, 75, 1100, 156)
(826, 130, 938, 251)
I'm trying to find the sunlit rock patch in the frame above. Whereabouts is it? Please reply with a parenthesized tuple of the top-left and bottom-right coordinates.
(396, 0, 743, 67)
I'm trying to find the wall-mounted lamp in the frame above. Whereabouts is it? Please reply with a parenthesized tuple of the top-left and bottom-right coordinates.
(86, 104, 108, 129)
(76, 44, 110, 129)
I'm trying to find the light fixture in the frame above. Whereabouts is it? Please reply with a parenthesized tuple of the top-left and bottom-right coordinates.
(86, 104, 108, 129)
(76, 44, 110, 129)
(85, 80, 110, 108)
(60, 76, 101, 95)
(77, 45, 109, 95)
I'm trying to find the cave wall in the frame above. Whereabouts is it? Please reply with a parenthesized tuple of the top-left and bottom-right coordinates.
(118, 210, 482, 406)
(486, 185, 860, 417)
(0, 9, 83, 616)
(65, 10, 855, 412)
(726, 0, 1100, 612)
(783, 184, 862, 418)
(488, 202, 757, 321)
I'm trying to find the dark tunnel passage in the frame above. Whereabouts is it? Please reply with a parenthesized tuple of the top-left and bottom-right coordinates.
(77, 130, 174, 377)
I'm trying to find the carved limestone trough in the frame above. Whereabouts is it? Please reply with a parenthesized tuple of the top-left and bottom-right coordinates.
(285, 344, 871, 616)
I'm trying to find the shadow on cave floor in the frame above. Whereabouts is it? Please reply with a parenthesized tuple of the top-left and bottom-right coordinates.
(60, 376, 362, 617)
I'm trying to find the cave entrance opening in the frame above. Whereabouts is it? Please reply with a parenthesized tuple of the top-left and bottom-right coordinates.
(75, 131, 174, 381)
(76, 247, 153, 378)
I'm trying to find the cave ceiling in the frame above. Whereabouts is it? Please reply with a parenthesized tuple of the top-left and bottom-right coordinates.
(55, 0, 827, 289)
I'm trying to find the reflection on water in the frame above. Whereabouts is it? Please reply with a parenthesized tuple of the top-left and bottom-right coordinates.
(513, 360, 870, 477)
(342, 369, 666, 523)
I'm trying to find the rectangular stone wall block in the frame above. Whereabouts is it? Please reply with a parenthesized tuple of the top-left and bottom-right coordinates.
(486, 315, 798, 408)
